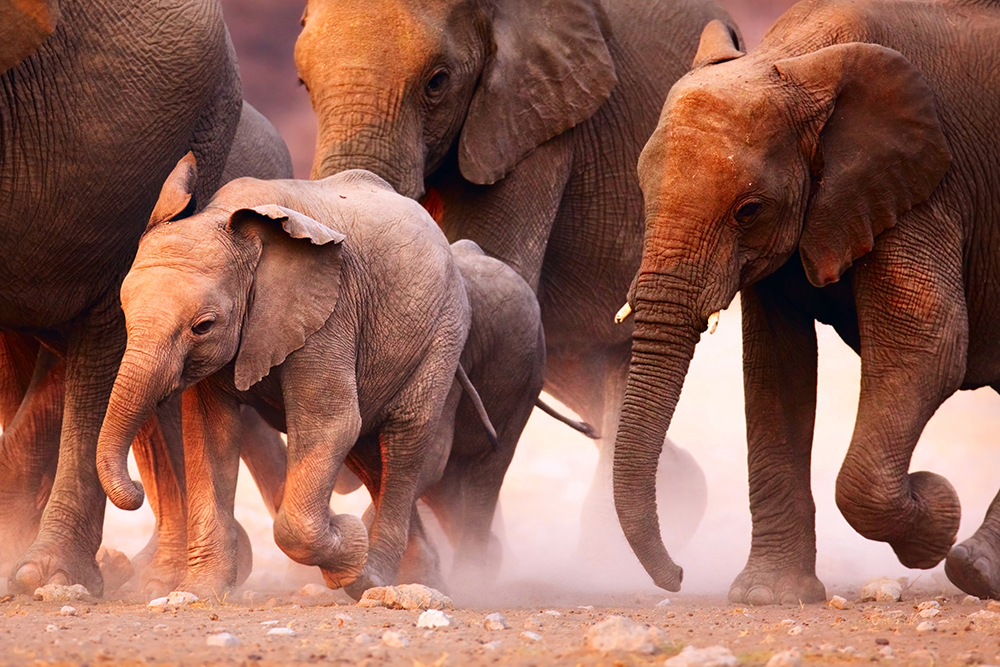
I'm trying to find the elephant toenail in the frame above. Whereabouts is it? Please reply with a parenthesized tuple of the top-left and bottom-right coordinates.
(746, 587, 775, 606)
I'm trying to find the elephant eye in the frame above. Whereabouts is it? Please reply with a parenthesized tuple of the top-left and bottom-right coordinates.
(191, 317, 216, 336)
(734, 200, 763, 225)
(425, 69, 450, 99)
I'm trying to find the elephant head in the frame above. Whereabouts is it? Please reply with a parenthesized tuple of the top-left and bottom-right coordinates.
(1, 0, 59, 74)
(614, 21, 952, 590)
(97, 154, 346, 511)
(294, 0, 617, 197)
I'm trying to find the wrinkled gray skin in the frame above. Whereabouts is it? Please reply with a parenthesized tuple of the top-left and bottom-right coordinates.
(0, 0, 242, 596)
(294, 0, 724, 571)
(97, 165, 471, 597)
(0, 101, 293, 597)
(614, 0, 1000, 603)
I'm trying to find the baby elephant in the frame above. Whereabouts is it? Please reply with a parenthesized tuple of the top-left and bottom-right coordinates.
(97, 159, 479, 595)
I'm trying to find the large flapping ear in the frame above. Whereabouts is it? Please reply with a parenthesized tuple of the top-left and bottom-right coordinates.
(458, 0, 617, 186)
(775, 43, 951, 287)
(691, 19, 744, 69)
(148, 152, 198, 231)
(227, 205, 346, 391)
(1, 0, 60, 74)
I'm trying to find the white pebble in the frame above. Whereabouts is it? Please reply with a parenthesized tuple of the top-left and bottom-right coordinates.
(860, 577, 902, 603)
(416, 609, 453, 629)
(206, 632, 240, 647)
(656, 598, 672, 607)
(787, 625, 803, 636)
(45, 624, 59, 633)
(918, 608, 940, 619)
(520, 630, 542, 642)
(482, 640, 502, 651)
(484, 612, 509, 631)
(267, 627, 296, 636)
(382, 630, 410, 648)
(665, 645, 739, 667)
(878, 646, 895, 658)
(59, 606, 77, 617)
(542, 609, 561, 616)
(586, 615, 657, 654)
(915, 621, 937, 633)
(334, 613, 353, 626)
(354, 633, 373, 644)
(578, 605, 594, 610)
(828, 595, 850, 610)
(778, 619, 796, 626)
(260, 620, 280, 626)
(916, 600, 940, 611)
(33, 584, 90, 602)
(962, 595, 981, 605)
(766, 649, 802, 667)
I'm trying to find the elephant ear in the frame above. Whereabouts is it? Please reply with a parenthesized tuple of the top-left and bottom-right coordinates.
(148, 152, 198, 230)
(691, 19, 744, 69)
(227, 204, 346, 391)
(458, 0, 617, 185)
(1, 0, 60, 74)
(775, 43, 951, 287)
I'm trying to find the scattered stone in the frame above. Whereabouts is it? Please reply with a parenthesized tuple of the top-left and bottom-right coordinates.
(778, 619, 795, 627)
(206, 632, 240, 647)
(828, 595, 850, 610)
(916, 600, 940, 611)
(838, 647, 857, 656)
(417, 609, 453, 629)
(267, 627, 296, 637)
(520, 631, 542, 642)
(148, 591, 199, 611)
(861, 577, 902, 603)
(381, 630, 410, 648)
(45, 624, 59, 632)
(915, 621, 937, 633)
(578, 605, 594, 610)
(656, 598, 672, 607)
(484, 613, 509, 631)
(766, 649, 802, 667)
(59, 606, 77, 617)
(482, 640, 502, 651)
(988, 600, 1000, 612)
(334, 613, 353, 626)
(354, 634, 373, 644)
(153, 624, 168, 632)
(586, 615, 657, 655)
(542, 609, 562, 616)
(878, 646, 895, 659)
(787, 625, 803, 636)
(875, 638, 889, 646)
(968, 610, 999, 620)
(358, 584, 453, 610)
(523, 616, 544, 630)
(962, 595, 981, 605)
(664, 645, 739, 667)
(33, 584, 90, 602)
(818, 643, 835, 653)
(260, 620, 279, 626)
(918, 608, 940, 619)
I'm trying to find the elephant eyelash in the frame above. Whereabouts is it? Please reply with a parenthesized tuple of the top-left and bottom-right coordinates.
(297, 77, 309, 92)
(734, 200, 764, 225)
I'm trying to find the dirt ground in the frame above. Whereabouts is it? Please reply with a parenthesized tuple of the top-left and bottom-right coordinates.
(2, 582, 998, 667)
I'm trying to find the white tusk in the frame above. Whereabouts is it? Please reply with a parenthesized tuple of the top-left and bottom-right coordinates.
(614, 302, 633, 324)
(707, 311, 720, 335)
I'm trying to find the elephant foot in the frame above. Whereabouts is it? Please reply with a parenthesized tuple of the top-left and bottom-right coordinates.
(341, 570, 385, 601)
(0, 491, 47, 579)
(945, 533, 1000, 600)
(10, 540, 103, 597)
(175, 522, 253, 601)
(886, 472, 961, 569)
(96, 547, 134, 597)
(130, 546, 186, 600)
(729, 566, 826, 606)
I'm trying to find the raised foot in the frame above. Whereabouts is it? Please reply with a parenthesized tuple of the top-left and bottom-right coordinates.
(945, 534, 1000, 599)
(729, 567, 826, 606)
(10, 542, 103, 597)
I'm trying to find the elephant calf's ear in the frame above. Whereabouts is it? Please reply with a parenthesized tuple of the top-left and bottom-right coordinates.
(775, 44, 951, 287)
(148, 152, 198, 231)
(691, 20, 744, 69)
(228, 205, 346, 391)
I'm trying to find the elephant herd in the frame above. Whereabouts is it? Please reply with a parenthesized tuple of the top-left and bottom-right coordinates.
(2, 0, 1000, 608)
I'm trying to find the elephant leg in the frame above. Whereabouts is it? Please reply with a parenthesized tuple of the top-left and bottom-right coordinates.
(947, 478, 1000, 599)
(0, 338, 62, 581)
(836, 235, 966, 571)
(173, 381, 245, 597)
(728, 278, 826, 606)
(396, 507, 446, 592)
(10, 297, 125, 596)
(129, 398, 188, 598)
(238, 406, 287, 518)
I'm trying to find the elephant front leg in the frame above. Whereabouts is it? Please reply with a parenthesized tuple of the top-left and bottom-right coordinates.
(729, 278, 826, 606)
(10, 298, 125, 596)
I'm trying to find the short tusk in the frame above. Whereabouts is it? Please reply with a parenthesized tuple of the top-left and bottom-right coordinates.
(614, 302, 633, 324)
(707, 311, 720, 334)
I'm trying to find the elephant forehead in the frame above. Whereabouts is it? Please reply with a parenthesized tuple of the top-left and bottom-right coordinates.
(134, 221, 231, 273)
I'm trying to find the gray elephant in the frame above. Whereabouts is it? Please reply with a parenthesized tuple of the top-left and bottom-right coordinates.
(612, 1, 1000, 603)
(1, 0, 243, 595)
(96, 163, 483, 596)
(292, 0, 726, 566)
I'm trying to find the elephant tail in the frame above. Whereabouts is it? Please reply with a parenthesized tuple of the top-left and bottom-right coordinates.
(456, 363, 501, 452)
(534, 398, 601, 440)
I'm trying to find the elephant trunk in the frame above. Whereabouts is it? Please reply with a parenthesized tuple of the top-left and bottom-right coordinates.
(97, 345, 178, 511)
(613, 273, 703, 591)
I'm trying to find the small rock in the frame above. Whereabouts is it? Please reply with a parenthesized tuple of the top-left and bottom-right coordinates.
(968, 610, 999, 620)
(417, 609, 453, 629)
(962, 595, 981, 605)
(988, 600, 1000, 611)
(484, 612, 508, 631)
(297, 583, 328, 597)
(59, 606, 77, 617)
(875, 638, 889, 646)
(916, 600, 940, 611)
(543, 609, 562, 616)
(260, 620, 279, 626)
(45, 624, 59, 632)
(766, 649, 802, 667)
(778, 619, 795, 627)
(818, 643, 835, 653)
(578, 605, 594, 610)
(33, 584, 90, 602)
(148, 590, 199, 610)
(787, 625, 803, 636)
(828, 595, 850, 610)
(861, 577, 903, 603)
(665, 645, 739, 667)
(878, 646, 895, 659)
(523, 616, 544, 630)
(354, 633, 373, 644)
(267, 627, 296, 636)
(918, 608, 940, 619)
(915, 621, 936, 633)
(381, 630, 409, 648)
(358, 584, 452, 610)
(586, 615, 656, 654)
(839, 647, 857, 656)
(334, 613, 353, 626)
(520, 631, 542, 642)
(206, 632, 240, 647)
(482, 640, 502, 651)
(656, 598, 672, 607)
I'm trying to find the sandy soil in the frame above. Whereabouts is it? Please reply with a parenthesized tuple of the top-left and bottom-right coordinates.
(3, 583, 998, 666)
